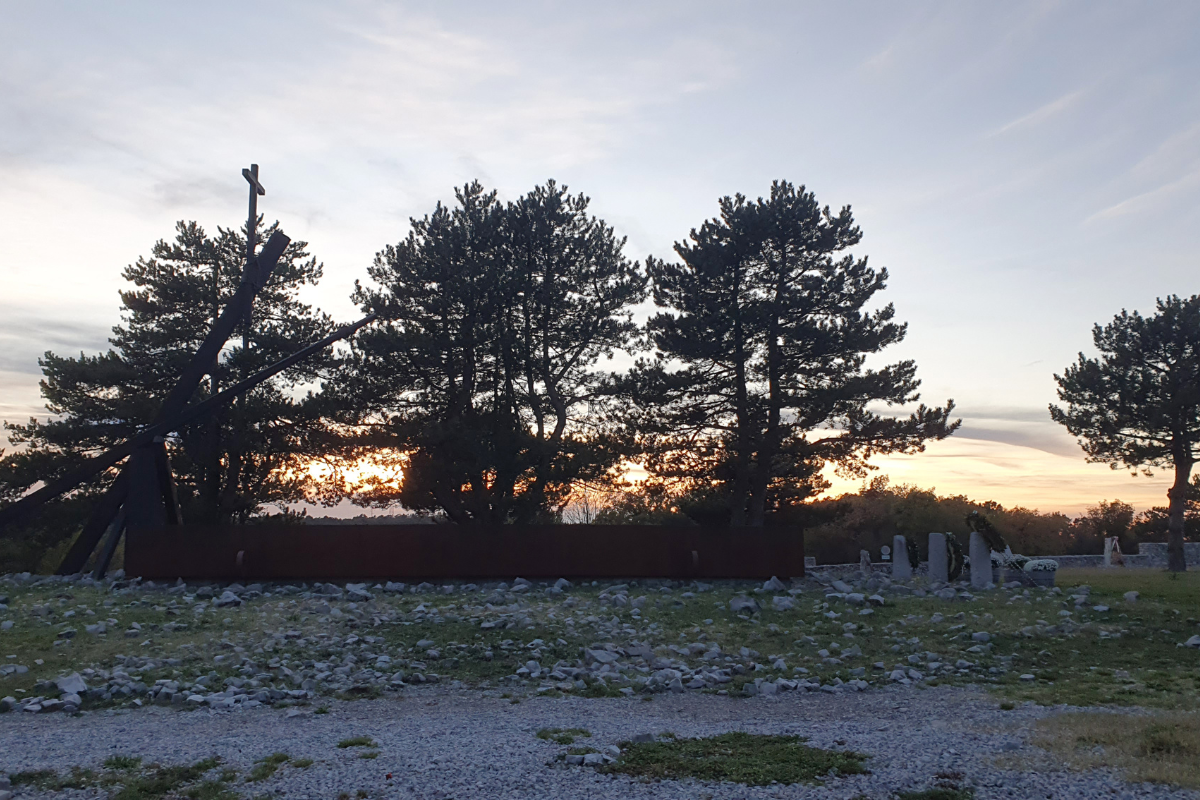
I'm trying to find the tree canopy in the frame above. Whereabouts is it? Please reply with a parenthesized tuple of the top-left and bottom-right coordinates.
(347, 181, 646, 524)
(623, 180, 960, 526)
(1051, 294, 1200, 571)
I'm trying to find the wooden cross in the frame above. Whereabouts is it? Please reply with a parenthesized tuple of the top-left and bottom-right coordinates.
(241, 165, 266, 353)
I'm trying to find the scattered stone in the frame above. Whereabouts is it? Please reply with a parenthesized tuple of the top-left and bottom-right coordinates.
(762, 576, 787, 592)
(55, 672, 87, 695)
(585, 649, 618, 665)
(213, 591, 242, 608)
(729, 596, 759, 614)
(1124, 591, 1139, 604)
(1185, 635, 1200, 649)
(771, 596, 795, 611)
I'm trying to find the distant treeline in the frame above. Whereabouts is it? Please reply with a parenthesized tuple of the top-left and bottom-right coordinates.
(584, 475, 1197, 565)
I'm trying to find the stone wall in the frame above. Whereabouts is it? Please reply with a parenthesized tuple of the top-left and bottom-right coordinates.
(1135, 542, 1200, 568)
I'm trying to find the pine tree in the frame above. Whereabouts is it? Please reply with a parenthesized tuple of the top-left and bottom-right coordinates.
(348, 181, 646, 523)
(1, 219, 341, 561)
(629, 180, 959, 525)
(1051, 295, 1200, 572)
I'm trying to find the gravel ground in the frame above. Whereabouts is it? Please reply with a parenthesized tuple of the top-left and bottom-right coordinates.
(2, 683, 1196, 800)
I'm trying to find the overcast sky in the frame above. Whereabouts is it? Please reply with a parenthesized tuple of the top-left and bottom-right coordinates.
(2, 1, 1199, 514)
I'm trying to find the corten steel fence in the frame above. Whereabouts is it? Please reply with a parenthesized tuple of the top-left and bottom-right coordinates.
(124, 524, 805, 581)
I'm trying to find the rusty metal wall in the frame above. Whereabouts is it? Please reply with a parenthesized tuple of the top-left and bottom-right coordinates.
(124, 524, 805, 581)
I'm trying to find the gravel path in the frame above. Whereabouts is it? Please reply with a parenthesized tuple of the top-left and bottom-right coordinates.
(2, 684, 1195, 800)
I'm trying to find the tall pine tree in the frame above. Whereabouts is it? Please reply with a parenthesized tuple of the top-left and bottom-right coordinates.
(629, 181, 959, 525)
(348, 181, 646, 523)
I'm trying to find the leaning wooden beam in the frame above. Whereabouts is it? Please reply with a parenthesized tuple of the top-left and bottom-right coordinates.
(55, 469, 130, 575)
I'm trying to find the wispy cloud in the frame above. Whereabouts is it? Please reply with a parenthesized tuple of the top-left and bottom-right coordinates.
(988, 89, 1083, 137)
(1084, 169, 1200, 224)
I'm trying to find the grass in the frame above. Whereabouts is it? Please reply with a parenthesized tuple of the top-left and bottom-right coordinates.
(2, 569, 1198, 713)
(8, 752, 313, 799)
(13, 756, 234, 799)
(896, 789, 974, 800)
(536, 727, 591, 745)
(336, 736, 376, 749)
(245, 753, 291, 782)
(597, 731, 869, 786)
(358, 751, 380, 760)
(1031, 709, 1200, 788)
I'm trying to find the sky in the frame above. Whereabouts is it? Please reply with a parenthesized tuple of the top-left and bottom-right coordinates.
(2, 1, 1199, 516)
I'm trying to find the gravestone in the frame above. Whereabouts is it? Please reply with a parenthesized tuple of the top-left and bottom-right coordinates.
(969, 531, 991, 589)
(892, 535, 912, 580)
(859, 550, 871, 576)
(927, 532, 948, 583)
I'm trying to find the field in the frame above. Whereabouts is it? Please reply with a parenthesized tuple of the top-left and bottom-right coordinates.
(1, 567, 1197, 710)
(2, 567, 1199, 797)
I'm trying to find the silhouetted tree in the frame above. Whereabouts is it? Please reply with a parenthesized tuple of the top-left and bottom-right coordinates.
(628, 181, 960, 525)
(1051, 295, 1200, 572)
(348, 181, 646, 523)
(0, 219, 342, 546)
(1069, 499, 1135, 555)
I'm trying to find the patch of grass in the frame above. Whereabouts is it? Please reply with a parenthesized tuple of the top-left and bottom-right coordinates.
(335, 684, 382, 701)
(11, 769, 61, 788)
(180, 779, 243, 800)
(14, 758, 231, 798)
(896, 789, 974, 800)
(566, 746, 598, 756)
(1058, 567, 1200, 606)
(291, 758, 314, 769)
(537, 727, 591, 745)
(1033, 710, 1200, 788)
(314, 706, 330, 715)
(111, 756, 224, 800)
(599, 731, 869, 786)
(245, 752, 291, 782)
(358, 751, 380, 760)
(999, 702, 1015, 711)
(337, 736, 377, 749)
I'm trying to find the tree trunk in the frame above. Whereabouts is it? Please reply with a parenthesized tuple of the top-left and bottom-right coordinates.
(1167, 454, 1192, 572)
